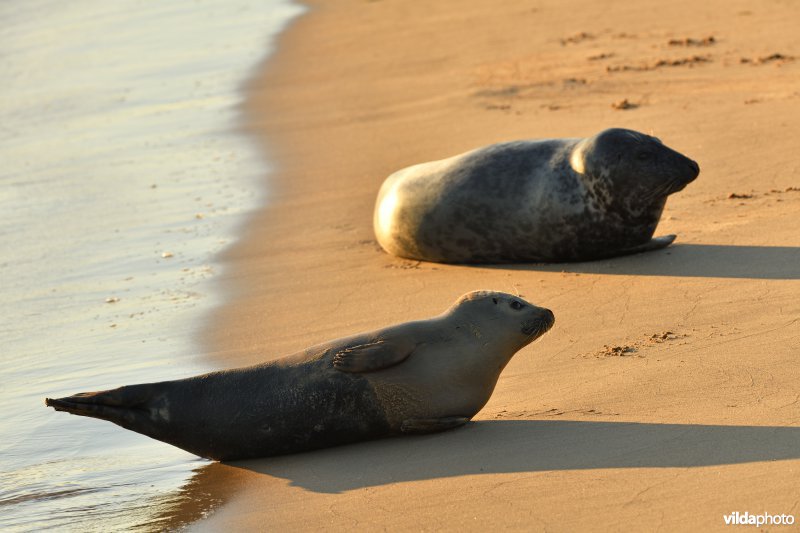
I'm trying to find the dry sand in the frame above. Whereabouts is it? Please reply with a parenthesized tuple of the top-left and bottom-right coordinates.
(191, 0, 800, 530)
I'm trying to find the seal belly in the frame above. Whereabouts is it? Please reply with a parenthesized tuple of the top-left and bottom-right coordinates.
(46, 360, 391, 461)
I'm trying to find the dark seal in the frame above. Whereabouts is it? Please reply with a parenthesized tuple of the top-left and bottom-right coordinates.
(45, 291, 554, 460)
(374, 128, 700, 263)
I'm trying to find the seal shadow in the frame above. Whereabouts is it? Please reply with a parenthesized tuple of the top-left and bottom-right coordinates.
(222, 420, 800, 494)
(483, 244, 800, 280)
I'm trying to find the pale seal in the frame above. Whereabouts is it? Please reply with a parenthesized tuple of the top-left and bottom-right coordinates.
(45, 291, 554, 460)
(374, 128, 700, 263)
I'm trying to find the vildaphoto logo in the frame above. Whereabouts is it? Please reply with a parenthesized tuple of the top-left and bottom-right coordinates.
(723, 511, 795, 526)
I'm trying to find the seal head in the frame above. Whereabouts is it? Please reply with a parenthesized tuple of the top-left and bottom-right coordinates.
(449, 290, 555, 346)
(572, 128, 700, 217)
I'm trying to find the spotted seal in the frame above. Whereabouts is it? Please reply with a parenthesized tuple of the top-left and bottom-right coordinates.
(374, 128, 699, 263)
(45, 291, 554, 460)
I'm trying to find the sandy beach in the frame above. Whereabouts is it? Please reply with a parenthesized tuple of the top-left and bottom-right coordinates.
(193, 0, 799, 530)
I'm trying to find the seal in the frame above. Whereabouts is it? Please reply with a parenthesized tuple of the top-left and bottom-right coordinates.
(45, 291, 554, 461)
(374, 128, 700, 263)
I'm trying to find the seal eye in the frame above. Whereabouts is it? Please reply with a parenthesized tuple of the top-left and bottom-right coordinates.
(510, 301, 525, 310)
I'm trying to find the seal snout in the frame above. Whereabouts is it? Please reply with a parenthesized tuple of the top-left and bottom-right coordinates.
(522, 307, 555, 337)
(686, 158, 700, 179)
(540, 308, 556, 334)
(542, 307, 555, 327)
(673, 157, 700, 192)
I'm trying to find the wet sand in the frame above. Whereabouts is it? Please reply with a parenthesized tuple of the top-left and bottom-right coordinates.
(195, 0, 800, 530)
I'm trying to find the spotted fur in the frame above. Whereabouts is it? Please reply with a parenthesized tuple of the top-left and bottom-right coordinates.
(374, 128, 699, 263)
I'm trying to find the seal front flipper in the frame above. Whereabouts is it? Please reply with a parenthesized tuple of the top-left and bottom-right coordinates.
(618, 234, 676, 256)
(333, 338, 416, 373)
(400, 416, 471, 434)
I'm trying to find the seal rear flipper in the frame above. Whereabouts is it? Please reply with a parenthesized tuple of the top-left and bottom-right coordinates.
(400, 416, 470, 434)
(45, 385, 155, 427)
(333, 338, 416, 373)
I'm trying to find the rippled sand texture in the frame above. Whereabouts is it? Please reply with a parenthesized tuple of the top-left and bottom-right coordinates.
(0, 1, 302, 530)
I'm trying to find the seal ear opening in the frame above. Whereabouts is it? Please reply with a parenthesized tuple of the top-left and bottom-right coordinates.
(492, 298, 498, 305)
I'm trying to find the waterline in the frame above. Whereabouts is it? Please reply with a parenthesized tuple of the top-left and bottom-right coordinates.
(0, 1, 304, 529)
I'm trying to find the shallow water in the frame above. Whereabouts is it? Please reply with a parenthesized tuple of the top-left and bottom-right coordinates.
(0, 1, 303, 529)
